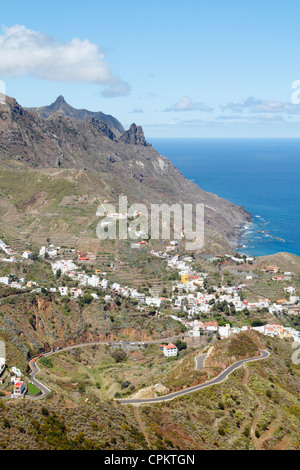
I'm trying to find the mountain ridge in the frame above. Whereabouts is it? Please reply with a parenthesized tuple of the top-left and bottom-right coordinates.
(25, 95, 125, 137)
(0, 94, 251, 251)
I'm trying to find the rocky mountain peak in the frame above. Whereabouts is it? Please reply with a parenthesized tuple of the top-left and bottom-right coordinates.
(119, 123, 151, 146)
(25, 96, 125, 137)
(54, 95, 67, 106)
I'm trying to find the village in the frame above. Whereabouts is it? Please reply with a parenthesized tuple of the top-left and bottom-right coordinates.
(0, 235, 300, 399)
(1, 236, 299, 335)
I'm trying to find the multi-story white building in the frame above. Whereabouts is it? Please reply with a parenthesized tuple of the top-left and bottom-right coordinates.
(13, 381, 26, 398)
(162, 343, 178, 357)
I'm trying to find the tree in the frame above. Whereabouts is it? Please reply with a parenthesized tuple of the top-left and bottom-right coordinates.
(112, 349, 127, 363)
(175, 339, 187, 351)
(251, 319, 265, 327)
(79, 293, 93, 306)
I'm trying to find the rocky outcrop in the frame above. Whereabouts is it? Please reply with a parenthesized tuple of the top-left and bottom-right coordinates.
(119, 123, 151, 146)
(130, 383, 170, 399)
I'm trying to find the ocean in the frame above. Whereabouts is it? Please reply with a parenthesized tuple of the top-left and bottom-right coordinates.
(148, 138, 300, 257)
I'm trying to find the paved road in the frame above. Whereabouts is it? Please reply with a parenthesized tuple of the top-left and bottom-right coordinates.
(25, 335, 184, 399)
(195, 353, 206, 370)
(28, 359, 52, 399)
(117, 349, 270, 405)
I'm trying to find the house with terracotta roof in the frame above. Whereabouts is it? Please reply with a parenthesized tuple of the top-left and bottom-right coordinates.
(204, 321, 218, 332)
(13, 381, 26, 398)
(272, 275, 284, 281)
(22, 250, 33, 259)
(263, 266, 280, 274)
(160, 343, 178, 357)
(78, 255, 89, 261)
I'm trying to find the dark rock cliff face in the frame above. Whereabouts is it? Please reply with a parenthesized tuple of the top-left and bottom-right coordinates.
(0, 95, 251, 250)
(119, 123, 151, 146)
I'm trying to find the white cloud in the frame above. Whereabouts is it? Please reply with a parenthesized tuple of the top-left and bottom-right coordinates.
(0, 24, 130, 97)
(165, 96, 213, 112)
(221, 96, 300, 114)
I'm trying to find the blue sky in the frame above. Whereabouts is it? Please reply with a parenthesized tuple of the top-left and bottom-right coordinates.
(1, 0, 300, 137)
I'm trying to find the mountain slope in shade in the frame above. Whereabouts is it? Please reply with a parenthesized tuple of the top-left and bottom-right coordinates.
(26, 95, 125, 137)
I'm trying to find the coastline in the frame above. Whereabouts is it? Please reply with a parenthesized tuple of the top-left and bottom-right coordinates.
(149, 138, 300, 259)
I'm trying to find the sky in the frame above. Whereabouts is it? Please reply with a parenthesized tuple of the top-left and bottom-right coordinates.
(0, 0, 300, 138)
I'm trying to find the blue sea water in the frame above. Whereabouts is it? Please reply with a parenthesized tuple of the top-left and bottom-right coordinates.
(148, 138, 300, 257)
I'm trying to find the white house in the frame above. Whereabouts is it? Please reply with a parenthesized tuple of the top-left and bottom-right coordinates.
(284, 286, 296, 294)
(100, 279, 108, 290)
(39, 246, 46, 257)
(13, 381, 26, 398)
(188, 326, 201, 337)
(0, 276, 9, 285)
(87, 275, 100, 288)
(218, 324, 231, 339)
(145, 297, 162, 308)
(10, 367, 22, 377)
(135, 293, 146, 304)
(161, 343, 178, 357)
(59, 286, 68, 296)
(70, 288, 83, 299)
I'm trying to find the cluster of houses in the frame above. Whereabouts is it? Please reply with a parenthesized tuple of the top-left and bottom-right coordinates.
(50, 258, 165, 306)
(50, 259, 108, 298)
(0, 238, 17, 262)
(9, 367, 27, 398)
(50, 259, 163, 307)
(0, 275, 38, 291)
(47, 247, 300, 323)
(1, 236, 300, 344)
(0, 239, 35, 262)
(110, 282, 163, 307)
(183, 318, 300, 343)
(0, 361, 27, 398)
(260, 265, 295, 282)
(39, 244, 60, 259)
(173, 285, 273, 317)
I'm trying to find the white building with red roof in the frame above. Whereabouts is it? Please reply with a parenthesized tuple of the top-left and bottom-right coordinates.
(160, 343, 178, 357)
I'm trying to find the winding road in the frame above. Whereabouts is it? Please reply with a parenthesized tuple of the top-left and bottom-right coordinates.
(28, 359, 52, 399)
(26, 343, 269, 404)
(26, 335, 184, 399)
(117, 350, 270, 405)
